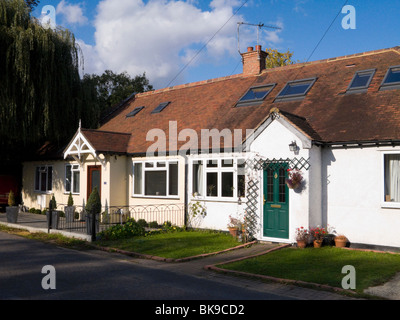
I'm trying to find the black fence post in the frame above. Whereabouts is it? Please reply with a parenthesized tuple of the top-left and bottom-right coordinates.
(91, 211, 96, 242)
(47, 200, 53, 233)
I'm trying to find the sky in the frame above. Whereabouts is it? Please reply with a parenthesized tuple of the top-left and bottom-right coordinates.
(32, 0, 400, 90)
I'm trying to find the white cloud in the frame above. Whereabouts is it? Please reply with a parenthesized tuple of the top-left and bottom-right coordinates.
(56, 0, 88, 26)
(78, 0, 284, 88)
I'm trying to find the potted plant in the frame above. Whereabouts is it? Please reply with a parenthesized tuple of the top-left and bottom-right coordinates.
(6, 190, 19, 223)
(86, 187, 101, 236)
(64, 192, 75, 224)
(46, 195, 60, 229)
(295, 226, 309, 248)
(227, 215, 240, 238)
(334, 234, 348, 248)
(286, 169, 303, 190)
(310, 226, 327, 248)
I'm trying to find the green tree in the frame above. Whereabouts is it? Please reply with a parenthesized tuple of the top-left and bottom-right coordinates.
(265, 48, 295, 68)
(0, 0, 98, 164)
(84, 70, 153, 115)
(24, 0, 40, 11)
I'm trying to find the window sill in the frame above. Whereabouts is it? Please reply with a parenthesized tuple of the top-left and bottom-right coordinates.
(131, 195, 181, 200)
(190, 196, 245, 204)
(381, 202, 400, 209)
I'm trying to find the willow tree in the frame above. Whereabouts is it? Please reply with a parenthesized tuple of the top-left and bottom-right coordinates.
(0, 0, 98, 163)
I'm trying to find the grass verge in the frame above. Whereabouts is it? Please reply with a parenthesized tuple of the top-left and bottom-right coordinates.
(0, 224, 92, 250)
(218, 246, 400, 294)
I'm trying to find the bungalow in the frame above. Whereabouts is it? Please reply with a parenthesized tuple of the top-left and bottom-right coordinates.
(21, 45, 400, 249)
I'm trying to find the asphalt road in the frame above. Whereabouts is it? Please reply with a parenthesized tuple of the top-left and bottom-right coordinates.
(0, 231, 294, 302)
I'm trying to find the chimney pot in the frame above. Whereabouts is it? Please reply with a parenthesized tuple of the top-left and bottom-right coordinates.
(247, 46, 254, 52)
(255, 45, 262, 52)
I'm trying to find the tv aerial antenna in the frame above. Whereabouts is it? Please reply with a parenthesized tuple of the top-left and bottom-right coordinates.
(237, 22, 282, 54)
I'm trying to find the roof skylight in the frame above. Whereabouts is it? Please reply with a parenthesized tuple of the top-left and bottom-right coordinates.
(126, 106, 144, 118)
(236, 84, 276, 107)
(152, 102, 170, 114)
(347, 69, 375, 93)
(380, 66, 400, 91)
(275, 78, 316, 101)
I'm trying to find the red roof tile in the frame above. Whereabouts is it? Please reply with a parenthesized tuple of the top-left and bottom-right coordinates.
(96, 47, 400, 154)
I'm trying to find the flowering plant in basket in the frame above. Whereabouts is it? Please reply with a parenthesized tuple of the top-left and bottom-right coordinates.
(286, 169, 303, 189)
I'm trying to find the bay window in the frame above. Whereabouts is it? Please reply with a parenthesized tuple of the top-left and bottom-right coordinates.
(133, 160, 179, 197)
(191, 158, 245, 200)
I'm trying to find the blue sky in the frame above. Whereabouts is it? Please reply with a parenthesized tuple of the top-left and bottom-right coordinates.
(33, 0, 400, 89)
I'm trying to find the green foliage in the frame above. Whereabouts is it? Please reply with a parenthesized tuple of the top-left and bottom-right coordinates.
(86, 187, 101, 214)
(83, 70, 153, 117)
(49, 194, 56, 210)
(137, 219, 148, 228)
(265, 48, 296, 68)
(0, 0, 99, 163)
(188, 200, 207, 218)
(148, 221, 160, 228)
(7, 190, 15, 206)
(98, 218, 145, 241)
(67, 192, 74, 206)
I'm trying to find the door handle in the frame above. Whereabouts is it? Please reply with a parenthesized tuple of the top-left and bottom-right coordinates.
(263, 195, 266, 205)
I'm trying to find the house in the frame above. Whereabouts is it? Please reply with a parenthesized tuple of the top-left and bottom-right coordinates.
(21, 45, 400, 249)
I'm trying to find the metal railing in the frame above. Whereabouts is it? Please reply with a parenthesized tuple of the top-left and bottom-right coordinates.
(46, 203, 185, 240)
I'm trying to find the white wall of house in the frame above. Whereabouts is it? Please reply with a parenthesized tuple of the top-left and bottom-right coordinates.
(323, 146, 400, 248)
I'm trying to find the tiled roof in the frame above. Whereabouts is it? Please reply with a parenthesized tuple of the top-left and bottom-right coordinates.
(97, 46, 400, 154)
(81, 129, 131, 154)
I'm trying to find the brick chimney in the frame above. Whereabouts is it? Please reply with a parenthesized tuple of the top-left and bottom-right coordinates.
(241, 45, 268, 75)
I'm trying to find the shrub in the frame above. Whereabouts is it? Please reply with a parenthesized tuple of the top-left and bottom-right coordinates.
(67, 192, 74, 206)
(148, 221, 160, 228)
(98, 218, 145, 241)
(137, 219, 148, 228)
(8, 190, 15, 206)
(86, 187, 101, 214)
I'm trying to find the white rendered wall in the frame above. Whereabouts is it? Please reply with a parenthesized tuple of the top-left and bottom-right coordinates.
(323, 146, 400, 248)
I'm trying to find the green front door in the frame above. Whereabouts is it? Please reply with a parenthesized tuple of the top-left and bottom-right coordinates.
(263, 165, 289, 239)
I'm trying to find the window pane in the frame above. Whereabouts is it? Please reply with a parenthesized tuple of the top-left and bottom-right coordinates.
(47, 167, 52, 191)
(222, 159, 233, 167)
(192, 161, 203, 196)
(384, 154, 400, 202)
(133, 163, 142, 195)
(350, 73, 372, 88)
(384, 67, 400, 84)
(206, 172, 218, 197)
(222, 172, 233, 197)
(237, 159, 246, 197)
(278, 168, 286, 203)
(35, 167, 40, 191)
(145, 171, 166, 196)
(65, 165, 72, 192)
(40, 171, 47, 192)
(267, 168, 273, 202)
(169, 162, 178, 196)
(73, 171, 80, 193)
(207, 160, 218, 168)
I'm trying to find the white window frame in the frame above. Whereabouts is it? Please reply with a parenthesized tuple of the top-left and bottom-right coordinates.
(34, 165, 53, 193)
(65, 164, 80, 194)
(381, 151, 400, 208)
(132, 159, 179, 199)
(189, 157, 246, 202)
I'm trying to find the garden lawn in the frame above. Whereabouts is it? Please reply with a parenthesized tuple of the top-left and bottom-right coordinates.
(219, 247, 400, 293)
(97, 230, 241, 259)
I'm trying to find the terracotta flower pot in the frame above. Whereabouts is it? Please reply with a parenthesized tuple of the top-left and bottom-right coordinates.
(335, 238, 347, 248)
(313, 240, 323, 248)
(296, 240, 307, 248)
(228, 227, 239, 238)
